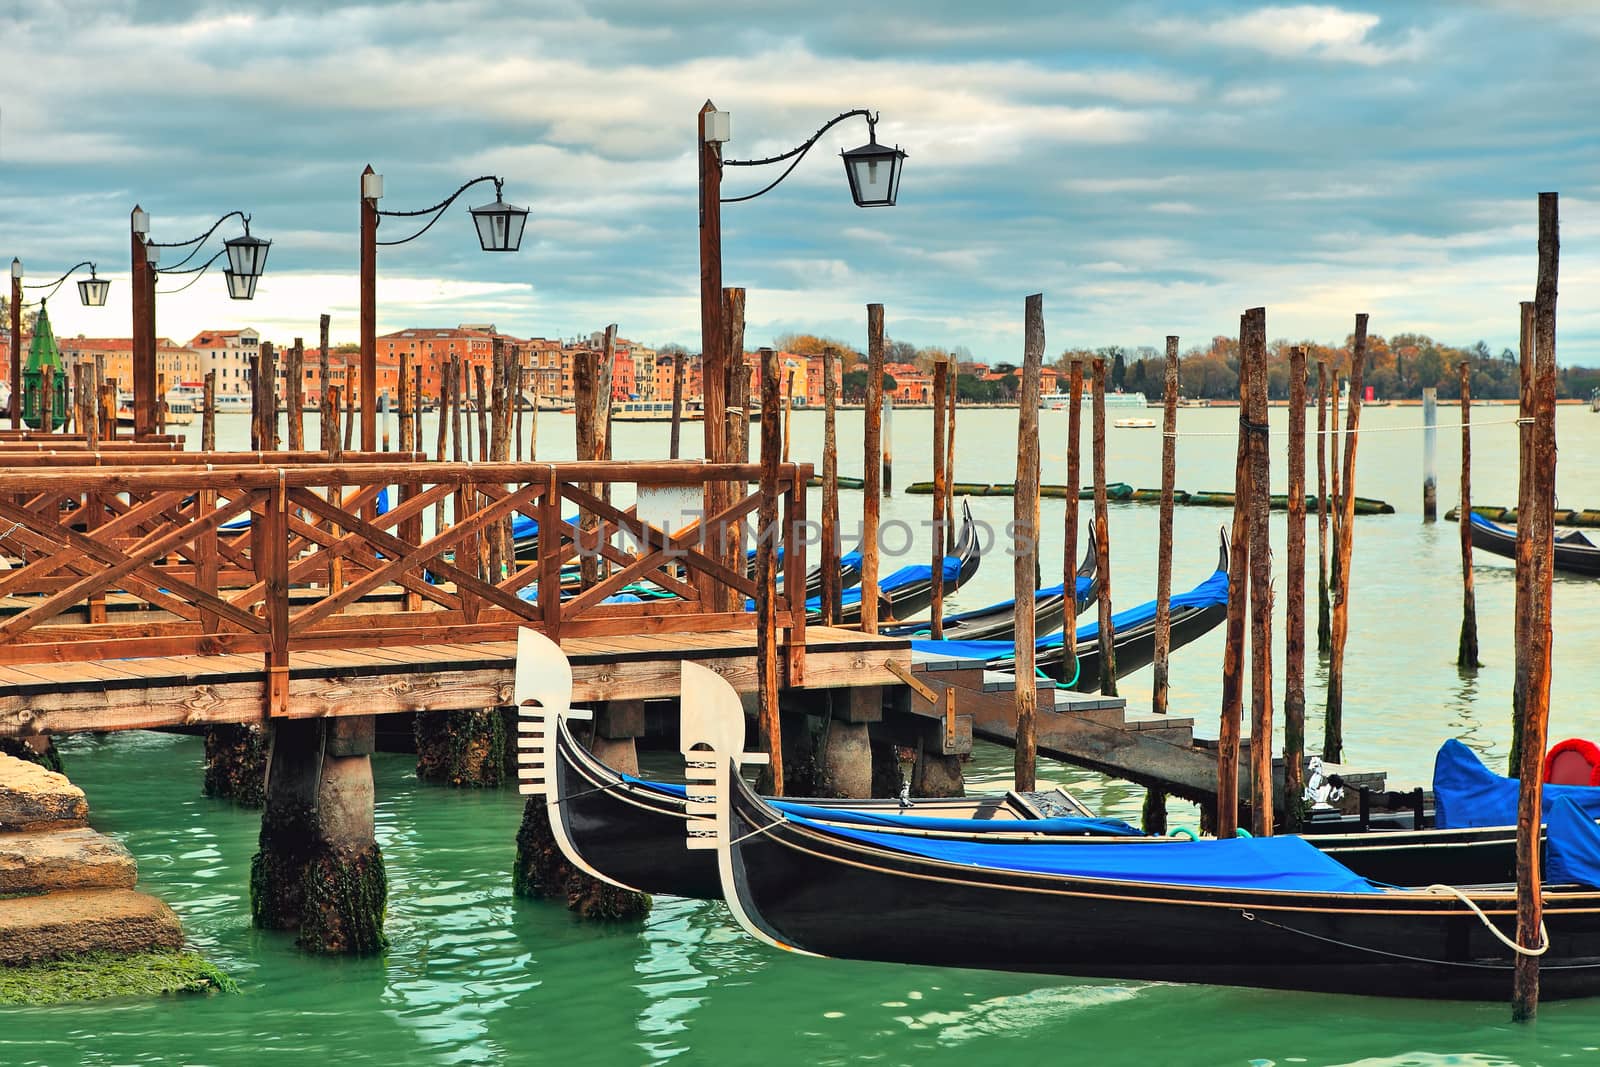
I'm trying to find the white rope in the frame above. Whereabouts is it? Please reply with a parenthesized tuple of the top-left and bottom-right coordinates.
(1163, 416, 1530, 439)
(1426, 883, 1549, 956)
(729, 814, 787, 846)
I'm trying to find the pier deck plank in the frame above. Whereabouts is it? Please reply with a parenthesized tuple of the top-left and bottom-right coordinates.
(0, 626, 909, 737)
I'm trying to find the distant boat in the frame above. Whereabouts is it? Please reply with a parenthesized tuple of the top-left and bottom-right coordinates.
(1043, 390, 1148, 409)
(610, 399, 705, 422)
(1114, 417, 1157, 429)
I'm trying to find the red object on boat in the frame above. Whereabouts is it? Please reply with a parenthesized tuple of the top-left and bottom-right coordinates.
(1544, 738, 1600, 786)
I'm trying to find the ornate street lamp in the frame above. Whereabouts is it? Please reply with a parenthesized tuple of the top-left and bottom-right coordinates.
(129, 207, 271, 436)
(8, 259, 111, 428)
(358, 167, 529, 449)
(698, 105, 907, 452)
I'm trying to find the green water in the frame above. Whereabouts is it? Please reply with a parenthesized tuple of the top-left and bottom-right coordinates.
(2, 733, 1597, 1066)
(4, 405, 1600, 1063)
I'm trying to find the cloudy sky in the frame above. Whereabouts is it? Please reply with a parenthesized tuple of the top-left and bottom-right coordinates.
(2, 0, 1596, 362)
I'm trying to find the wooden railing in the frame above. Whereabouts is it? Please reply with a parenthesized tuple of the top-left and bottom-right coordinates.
(0, 461, 811, 715)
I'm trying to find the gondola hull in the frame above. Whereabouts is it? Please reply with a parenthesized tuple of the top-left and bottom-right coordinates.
(1046, 601, 1227, 689)
(1470, 512, 1600, 577)
(720, 774, 1600, 1001)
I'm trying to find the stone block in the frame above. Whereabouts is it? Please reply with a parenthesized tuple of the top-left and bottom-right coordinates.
(326, 716, 376, 757)
(595, 701, 646, 740)
(0, 829, 137, 894)
(836, 686, 883, 724)
(0, 889, 182, 965)
(0, 753, 88, 830)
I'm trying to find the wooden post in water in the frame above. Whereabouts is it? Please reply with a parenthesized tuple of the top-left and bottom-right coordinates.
(529, 362, 540, 461)
(201, 371, 215, 451)
(248, 354, 262, 449)
(1091, 357, 1115, 696)
(474, 364, 489, 462)
(1316, 360, 1331, 654)
(383, 394, 393, 454)
(945, 361, 958, 555)
(1458, 360, 1480, 669)
(398, 352, 412, 453)
(574, 347, 598, 589)
(1152, 337, 1179, 716)
(930, 354, 950, 638)
(1512, 191, 1558, 1024)
(883, 394, 894, 496)
(1217, 312, 1253, 839)
(1013, 294, 1045, 793)
(861, 304, 885, 634)
(1063, 360, 1084, 672)
(821, 346, 841, 626)
(92, 355, 106, 444)
(319, 316, 331, 452)
(1510, 300, 1536, 772)
(1246, 308, 1273, 838)
(262, 342, 278, 449)
(1285, 345, 1309, 832)
(344, 363, 357, 455)
(755, 346, 784, 796)
(1325, 314, 1368, 765)
(450, 354, 464, 463)
(287, 338, 305, 451)
(669, 352, 684, 459)
(782, 365, 795, 465)
(41, 365, 55, 435)
(1422, 386, 1438, 521)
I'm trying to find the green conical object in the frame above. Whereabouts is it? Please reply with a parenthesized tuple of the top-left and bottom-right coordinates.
(23, 301, 68, 431)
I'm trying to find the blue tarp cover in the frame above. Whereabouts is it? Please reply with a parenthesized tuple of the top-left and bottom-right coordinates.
(796, 816, 1379, 894)
(221, 486, 390, 531)
(1433, 739, 1600, 829)
(912, 565, 1228, 662)
(750, 556, 960, 613)
(619, 776, 1142, 837)
(511, 513, 582, 541)
(1548, 796, 1600, 888)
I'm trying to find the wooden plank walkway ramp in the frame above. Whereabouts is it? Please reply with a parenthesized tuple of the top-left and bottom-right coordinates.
(904, 652, 1387, 808)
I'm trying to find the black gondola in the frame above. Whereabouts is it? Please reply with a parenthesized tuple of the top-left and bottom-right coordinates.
(882, 527, 1098, 642)
(704, 747, 1600, 1001)
(1469, 511, 1600, 577)
(820, 500, 982, 626)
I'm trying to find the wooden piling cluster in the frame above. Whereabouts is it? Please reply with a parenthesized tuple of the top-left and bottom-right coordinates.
(1091, 358, 1114, 696)
(1217, 311, 1254, 839)
(820, 346, 841, 626)
(1324, 314, 1368, 765)
(1457, 360, 1480, 668)
(755, 346, 784, 795)
(1512, 191, 1559, 1023)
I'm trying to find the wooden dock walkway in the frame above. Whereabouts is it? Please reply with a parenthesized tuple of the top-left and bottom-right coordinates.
(0, 627, 908, 738)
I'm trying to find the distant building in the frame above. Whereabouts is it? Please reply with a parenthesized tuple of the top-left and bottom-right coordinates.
(59, 336, 199, 394)
(187, 328, 260, 397)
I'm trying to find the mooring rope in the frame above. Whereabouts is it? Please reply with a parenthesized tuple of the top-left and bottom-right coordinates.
(729, 814, 787, 846)
(1425, 883, 1549, 956)
(1163, 416, 1530, 439)
(1240, 902, 1561, 969)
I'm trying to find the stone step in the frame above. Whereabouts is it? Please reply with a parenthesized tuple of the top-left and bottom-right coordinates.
(0, 889, 182, 965)
(0, 753, 88, 830)
(0, 828, 138, 894)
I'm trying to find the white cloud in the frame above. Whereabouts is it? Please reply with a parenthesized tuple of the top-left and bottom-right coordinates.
(1150, 5, 1428, 66)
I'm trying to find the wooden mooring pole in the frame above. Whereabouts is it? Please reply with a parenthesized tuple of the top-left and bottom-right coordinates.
(945, 361, 958, 555)
(1091, 357, 1115, 696)
(201, 370, 216, 452)
(883, 394, 895, 496)
(930, 354, 950, 638)
(1325, 314, 1368, 765)
(1245, 308, 1273, 837)
(1217, 311, 1252, 839)
(1063, 360, 1083, 672)
(1422, 386, 1438, 521)
(1316, 360, 1331, 654)
(1458, 360, 1480, 669)
(1284, 345, 1309, 831)
(756, 346, 784, 795)
(821, 346, 841, 626)
(1512, 191, 1558, 1023)
(669, 351, 684, 459)
(1152, 337, 1178, 716)
(1013, 294, 1045, 793)
(861, 304, 885, 634)
(318, 315, 331, 452)
(1511, 300, 1536, 771)
(287, 338, 305, 451)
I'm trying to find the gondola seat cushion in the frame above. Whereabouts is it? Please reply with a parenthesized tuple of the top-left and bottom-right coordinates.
(1545, 738, 1600, 786)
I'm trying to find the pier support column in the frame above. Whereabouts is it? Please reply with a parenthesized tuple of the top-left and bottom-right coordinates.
(820, 687, 879, 799)
(0, 735, 63, 774)
(911, 748, 966, 799)
(251, 717, 387, 954)
(414, 708, 506, 788)
(202, 724, 266, 806)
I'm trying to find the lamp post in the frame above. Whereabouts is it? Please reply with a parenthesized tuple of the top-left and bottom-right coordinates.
(359, 166, 528, 451)
(697, 104, 906, 458)
(9, 259, 111, 428)
(133, 207, 270, 437)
